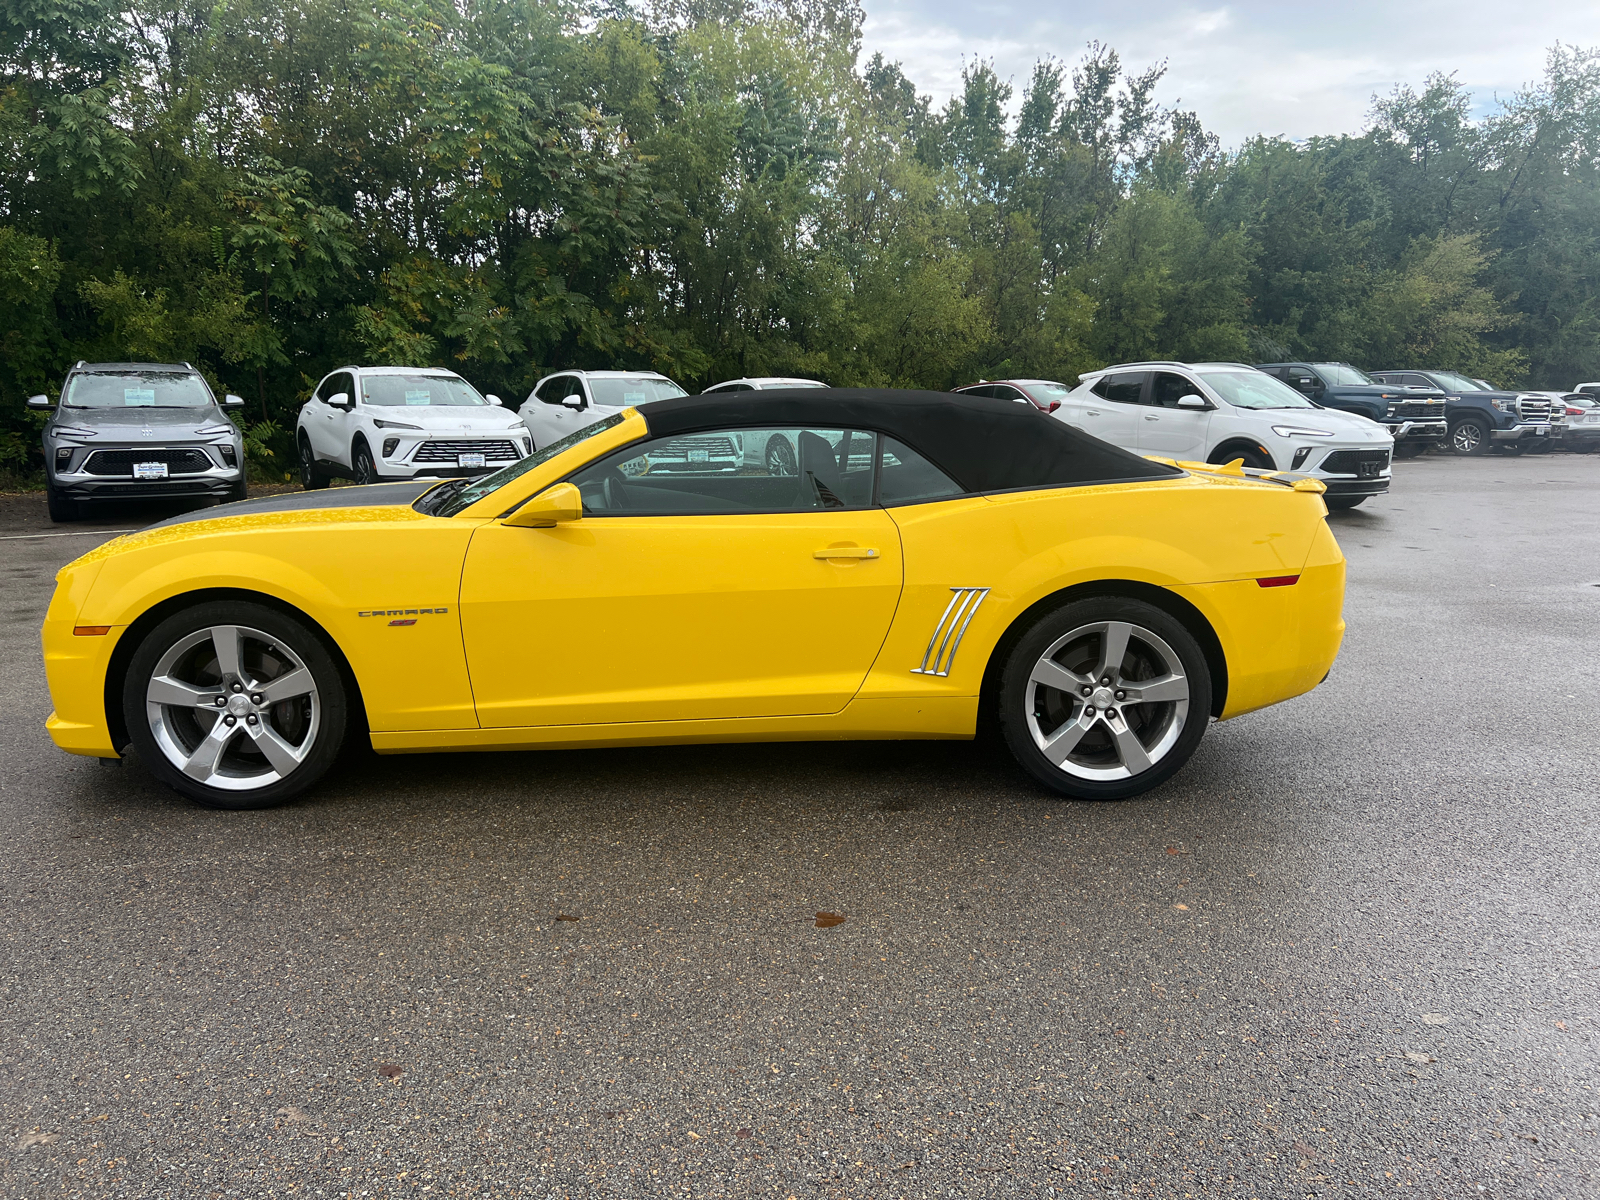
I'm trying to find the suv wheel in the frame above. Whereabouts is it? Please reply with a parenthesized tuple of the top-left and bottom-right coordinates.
(46, 483, 78, 523)
(1210, 444, 1274, 471)
(1392, 442, 1427, 459)
(999, 598, 1211, 801)
(352, 439, 378, 486)
(1451, 417, 1491, 455)
(765, 435, 797, 476)
(122, 601, 348, 809)
(299, 436, 328, 490)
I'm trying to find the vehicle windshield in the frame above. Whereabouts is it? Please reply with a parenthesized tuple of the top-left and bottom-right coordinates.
(1427, 370, 1485, 392)
(1027, 383, 1071, 399)
(420, 414, 628, 518)
(1198, 369, 1318, 410)
(588, 377, 687, 406)
(361, 374, 486, 407)
(758, 380, 826, 389)
(62, 371, 214, 409)
(1312, 363, 1375, 386)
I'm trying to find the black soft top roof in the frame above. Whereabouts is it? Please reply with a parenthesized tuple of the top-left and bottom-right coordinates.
(642, 387, 1179, 494)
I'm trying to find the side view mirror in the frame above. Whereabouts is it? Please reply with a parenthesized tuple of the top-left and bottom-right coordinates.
(1046, 400, 1061, 413)
(561, 393, 584, 410)
(486, 394, 503, 406)
(504, 482, 583, 528)
(27, 394, 53, 409)
(223, 394, 245, 408)
(1176, 394, 1209, 409)
(327, 392, 351, 409)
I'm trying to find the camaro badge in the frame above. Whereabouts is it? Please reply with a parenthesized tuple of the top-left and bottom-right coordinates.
(359, 606, 450, 625)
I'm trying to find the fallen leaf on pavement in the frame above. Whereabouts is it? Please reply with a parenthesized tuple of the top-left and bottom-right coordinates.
(736, 1128, 751, 1138)
(1172, 903, 1189, 911)
(1420, 1013, 1449, 1025)
(814, 912, 846, 928)
(377, 1064, 404, 1078)
(276, 1106, 312, 1123)
(1404, 1051, 1436, 1065)
(18, 1131, 59, 1149)
(555, 914, 578, 922)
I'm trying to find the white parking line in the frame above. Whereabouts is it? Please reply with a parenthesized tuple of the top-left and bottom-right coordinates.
(0, 529, 137, 540)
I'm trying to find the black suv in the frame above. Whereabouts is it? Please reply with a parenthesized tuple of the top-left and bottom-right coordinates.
(1255, 362, 1448, 457)
(1368, 369, 1566, 456)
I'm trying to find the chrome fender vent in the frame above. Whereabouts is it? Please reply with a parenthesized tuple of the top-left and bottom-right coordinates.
(911, 587, 991, 677)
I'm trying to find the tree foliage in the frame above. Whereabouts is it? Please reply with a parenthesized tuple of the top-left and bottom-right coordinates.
(2, 1, 1597, 475)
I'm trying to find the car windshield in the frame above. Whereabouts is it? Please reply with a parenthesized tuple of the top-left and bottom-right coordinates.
(1427, 370, 1485, 392)
(361, 375, 486, 407)
(589, 377, 687, 406)
(1199, 369, 1318, 410)
(1027, 383, 1071, 399)
(420, 414, 628, 518)
(1313, 363, 1375, 386)
(63, 371, 213, 409)
(759, 380, 826, 389)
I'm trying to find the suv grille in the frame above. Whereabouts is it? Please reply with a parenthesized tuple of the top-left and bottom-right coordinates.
(1320, 449, 1392, 475)
(413, 439, 521, 463)
(1390, 399, 1445, 419)
(652, 436, 739, 459)
(83, 448, 214, 476)
(1515, 397, 1553, 422)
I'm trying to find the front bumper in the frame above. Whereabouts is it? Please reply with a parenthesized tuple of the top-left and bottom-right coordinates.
(379, 432, 531, 479)
(1322, 478, 1391, 499)
(48, 446, 243, 501)
(1386, 419, 1447, 441)
(1490, 422, 1564, 441)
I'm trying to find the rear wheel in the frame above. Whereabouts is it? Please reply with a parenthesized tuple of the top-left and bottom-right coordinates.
(765, 435, 797, 476)
(999, 598, 1211, 801)
(46, 483, 78, 523)
(1451, 418, 1491, 455)
(122, 601, 348, 809)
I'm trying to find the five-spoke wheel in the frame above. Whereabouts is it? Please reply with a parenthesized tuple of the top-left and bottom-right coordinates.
(123, 602, 347, 809)
(1001, 598, 1210, 800)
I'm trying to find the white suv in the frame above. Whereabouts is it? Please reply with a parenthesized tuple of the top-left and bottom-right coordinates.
(297, 366, 530, 488)
(519, 370, 687, 451)
(1054, 361, 1396, 511)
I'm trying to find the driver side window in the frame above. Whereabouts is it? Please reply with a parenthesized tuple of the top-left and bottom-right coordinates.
(319, 372, 353, 405)
(571, 428, 876, 515)
(538, 376, 580, 406)
(1150, 372, 1200, 408)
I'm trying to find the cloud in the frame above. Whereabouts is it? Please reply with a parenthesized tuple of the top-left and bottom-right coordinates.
(860, 0, 1600, 144)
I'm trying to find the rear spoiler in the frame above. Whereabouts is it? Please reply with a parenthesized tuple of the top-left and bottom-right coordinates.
(1144, 455, 1328, 494)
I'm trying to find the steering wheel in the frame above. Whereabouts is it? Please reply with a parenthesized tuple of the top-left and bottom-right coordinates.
(599, 467, 630, 511)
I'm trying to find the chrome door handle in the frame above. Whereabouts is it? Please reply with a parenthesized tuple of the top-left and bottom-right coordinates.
(814, 547, 880, 560)
(1144, 414, 1160, 421)
(1084, 409, 1100, 416)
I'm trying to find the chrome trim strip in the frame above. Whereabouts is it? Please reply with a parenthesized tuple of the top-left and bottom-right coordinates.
(911, 587, 991, 677)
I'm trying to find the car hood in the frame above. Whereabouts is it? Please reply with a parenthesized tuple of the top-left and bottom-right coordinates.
(1328, 384, 1446, 399)
(366, 407, 523, 431)
(1295, 406, 1392, 439)
(53, 406, 231, 435)
(141, 481, 438, 532)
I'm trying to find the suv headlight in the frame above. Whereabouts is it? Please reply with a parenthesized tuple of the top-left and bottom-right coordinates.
(373, 418, 423, 430)
(1491, 398, 1513, 411)
(1272, 425, 1335, 438)
(52, 424, 99, 439)
(194, 423, 235, 436)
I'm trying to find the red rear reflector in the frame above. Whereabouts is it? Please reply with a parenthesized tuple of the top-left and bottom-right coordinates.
(73, 625, 111, 636)
(1256, 575, 1300, 588)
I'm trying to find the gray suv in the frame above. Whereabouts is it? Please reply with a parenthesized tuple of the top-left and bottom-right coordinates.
(31, 362, 248, 522)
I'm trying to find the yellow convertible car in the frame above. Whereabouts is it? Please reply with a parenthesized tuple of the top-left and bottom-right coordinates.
(42, 389, 1345, 809)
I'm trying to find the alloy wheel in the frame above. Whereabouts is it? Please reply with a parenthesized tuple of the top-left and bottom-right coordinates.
(1452, 422, 1483, 453)
(1024, 620, 1190, 781)
(766, 436, 797, 476)
(145, 624, 321, 791)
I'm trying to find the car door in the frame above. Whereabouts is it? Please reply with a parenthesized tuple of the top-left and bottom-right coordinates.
(1074, 371, 1144, 450)
(460, 426, 902, 727)
(308, 371, 354, 464)
(1138, 371, 1213, 458)
(521, 375, 581, 449)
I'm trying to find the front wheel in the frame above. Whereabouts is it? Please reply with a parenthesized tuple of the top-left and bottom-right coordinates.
(1392, 441, 1427, 459)
(1451, 418, 1491, 455)
(765, 435, 797, 476)
(352, 439, 378, 485)
(1209, 444, 1274, 471)
(999, 598, 1211, 801)
(46, 483, 78, 523)
(122, 601, 349, 809)
(299, 436, 328, 490)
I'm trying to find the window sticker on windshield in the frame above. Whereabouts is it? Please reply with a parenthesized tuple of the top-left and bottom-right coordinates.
(124, 388, 156, 406)
(405, 389, 430, 406)
(622, 391, 646, 404)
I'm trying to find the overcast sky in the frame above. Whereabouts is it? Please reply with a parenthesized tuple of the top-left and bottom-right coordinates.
(858, 1, 1600, 145)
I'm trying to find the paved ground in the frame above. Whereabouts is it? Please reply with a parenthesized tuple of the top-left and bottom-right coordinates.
(1, 458, 1596, 1199)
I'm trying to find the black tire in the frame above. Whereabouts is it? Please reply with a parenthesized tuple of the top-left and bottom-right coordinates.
(765, 435, 797, 476)
(1450, 417, 1491, 455)
(122, 600, 349, 809)
(352, 438, 378, 485)
(1324, 496, 1368, 511)
(1496, 441, 1526, 456)
(1209, 444, 1274, 471)
(998, 597, 1211, 801)
(1392, 441, 1427, 459)
(224, 480, 248, 504)
(299, 436, 328, 490)
(46, 483, 78, 523)
(1522, 439, 1553, 454)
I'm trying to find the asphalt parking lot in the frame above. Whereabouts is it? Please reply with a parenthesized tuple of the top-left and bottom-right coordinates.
(2, 455, 1597, 1199)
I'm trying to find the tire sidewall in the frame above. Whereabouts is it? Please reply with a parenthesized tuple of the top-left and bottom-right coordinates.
(122, 600, 348, 810)
(1452, 418, 1489, 455)
(999, 597, 1212, 801)
(353, 439, 376, 485)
